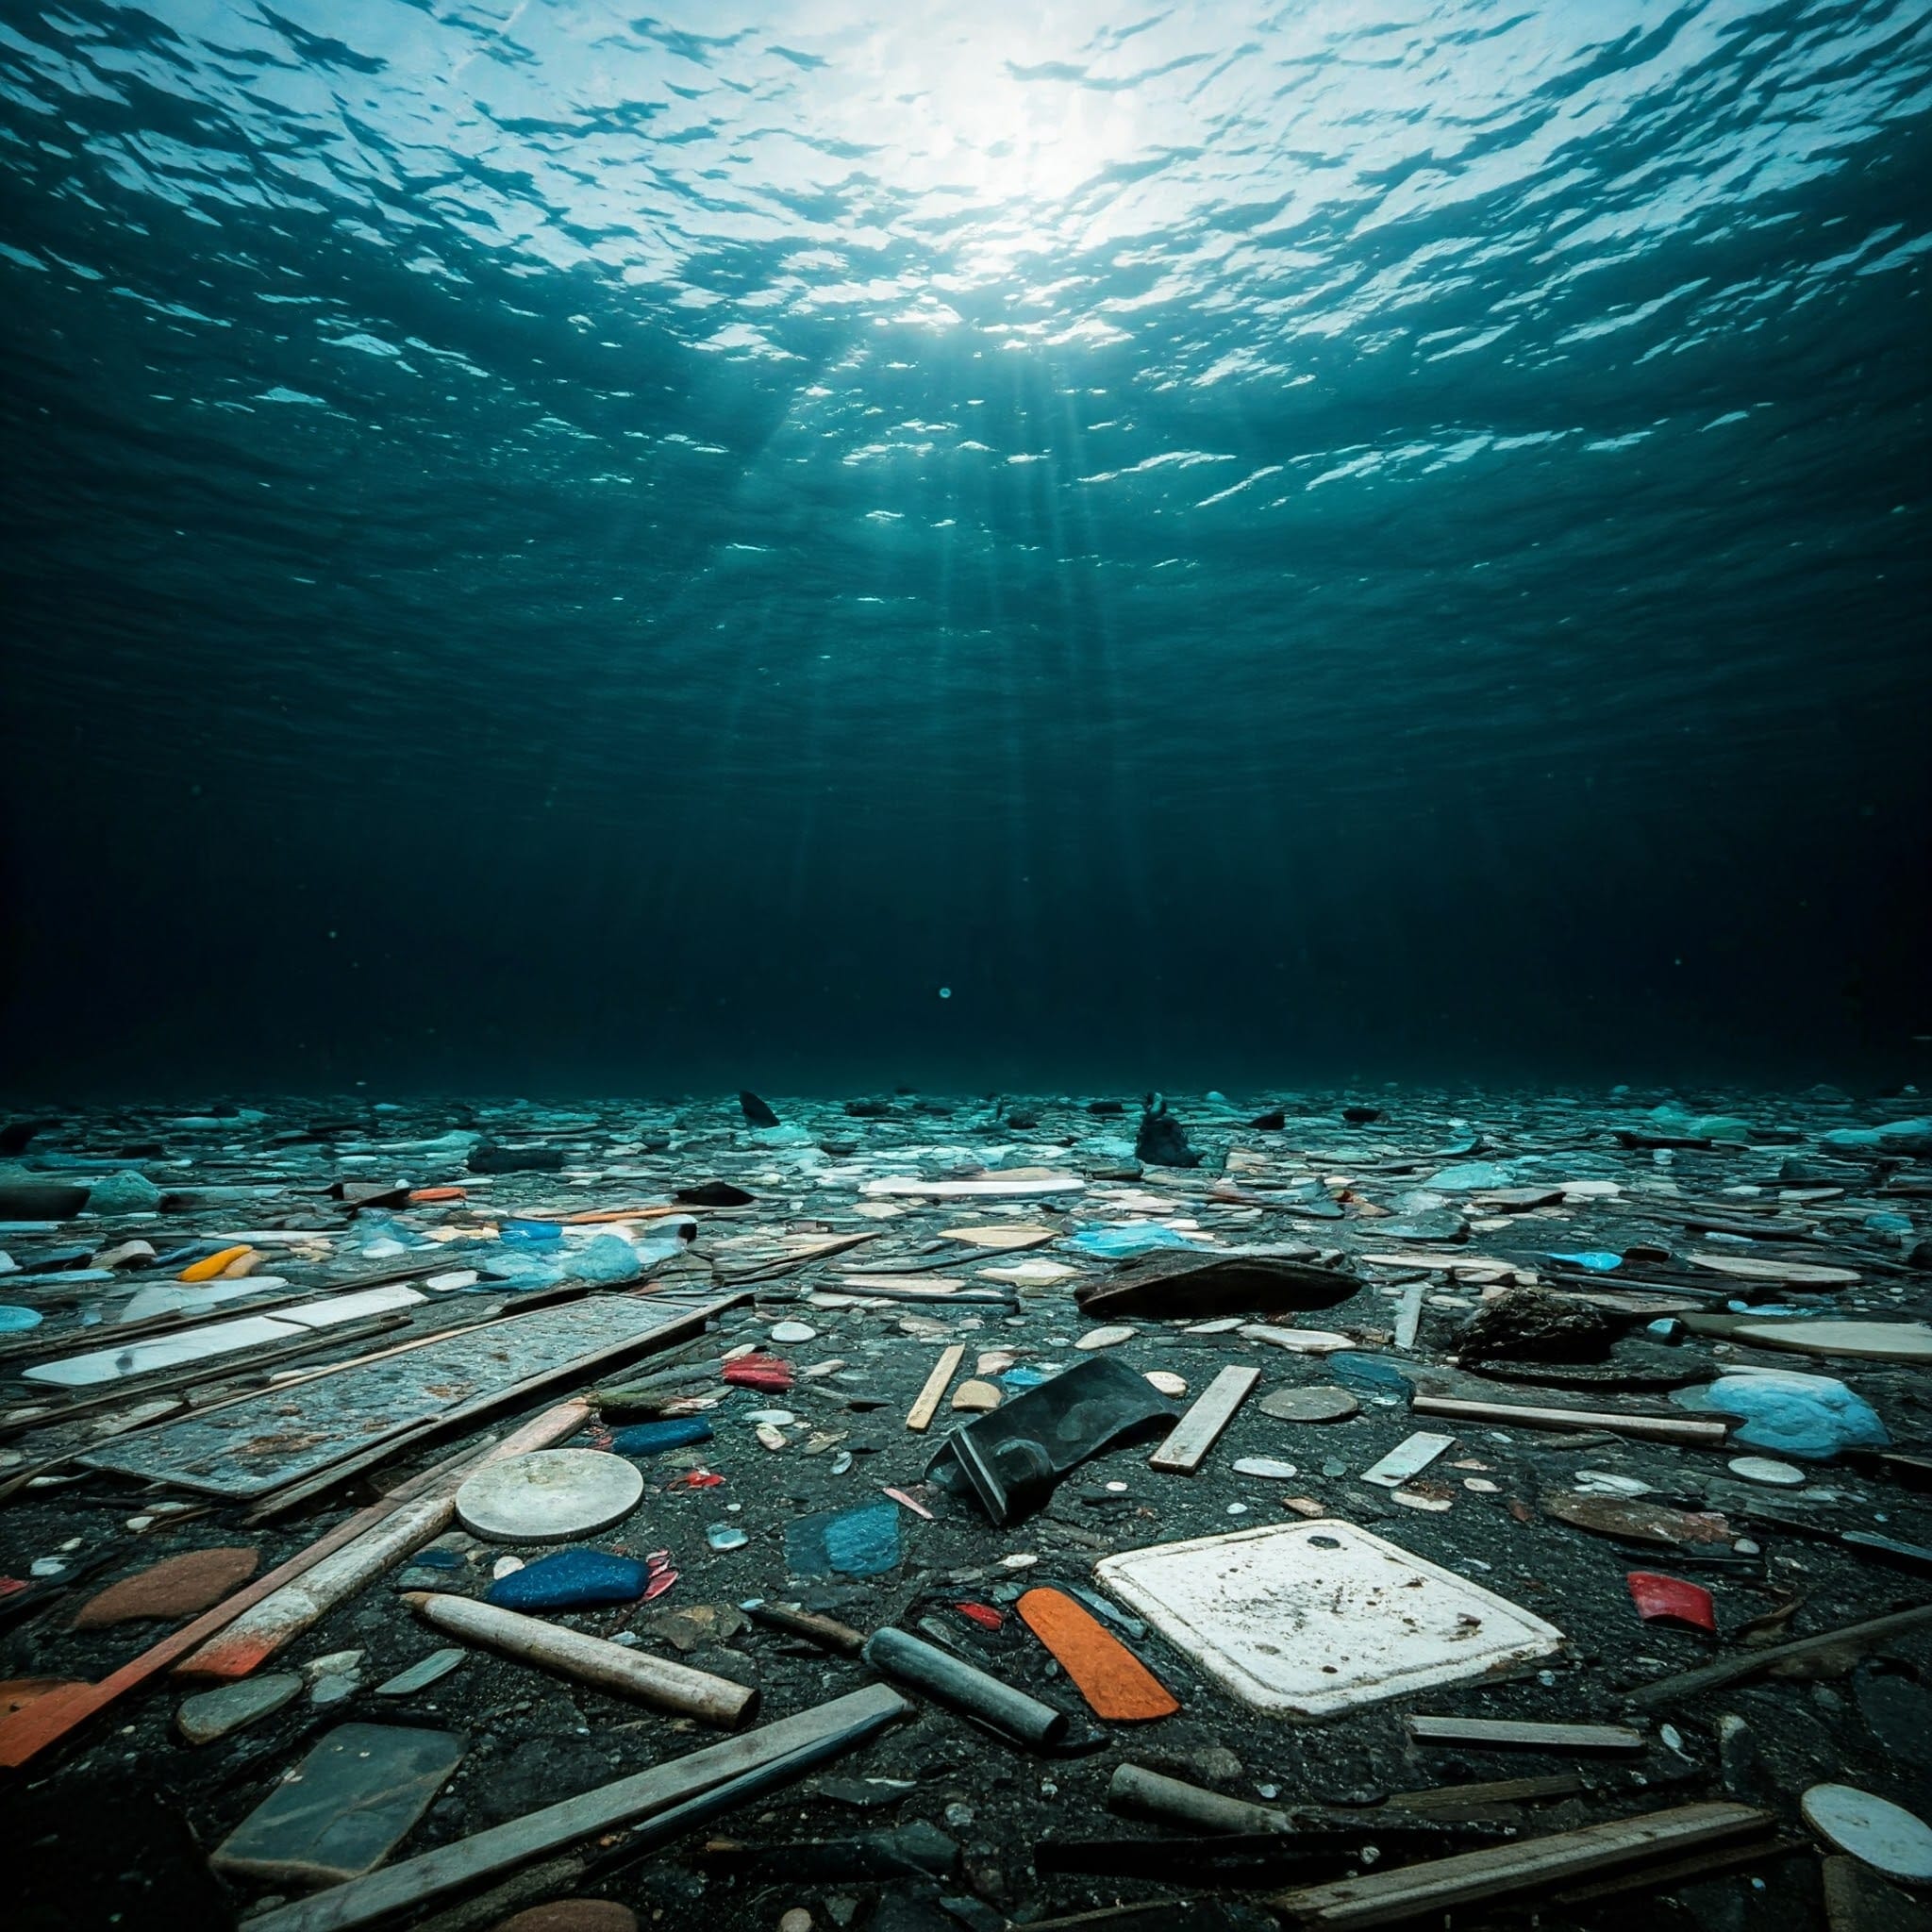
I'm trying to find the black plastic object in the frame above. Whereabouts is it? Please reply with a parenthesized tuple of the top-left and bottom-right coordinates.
(925, 1356, 1176, 1526)
(740, 1090, 781, 1127)
(1075, 1250, 1358, 1321)
(466, 1142, 564, 1174)
(0, 1183, 91, 1220)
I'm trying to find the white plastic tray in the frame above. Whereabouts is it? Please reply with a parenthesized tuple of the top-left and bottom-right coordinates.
(1094, 1518, 1564, 1720)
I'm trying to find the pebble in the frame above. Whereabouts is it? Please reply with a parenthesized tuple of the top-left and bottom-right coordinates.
(706, 1523, 749, 1552)
(309, 1673, 359, 1707)
(1257, 1386, 1359, 1424)
(1074, 1325, 1136, 1350)
(950, 1378, 1003, 1411)
(779, 1912, 814, 1932)
(999, 1553, 1038, 1568)
(175, 1673, 302, 1745)
(744, 1409, 796, 1426)
(771, 1322, 817, 1344)
(1728, 1455, 1807, 1487)
(1143, 1370, 1188, 1395)
(493, 1556, 525, 1579)
(1232, 1457, 1299, 1480)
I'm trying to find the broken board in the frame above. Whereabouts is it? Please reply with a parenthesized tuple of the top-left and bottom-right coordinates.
(79, 1293, 733, 1499)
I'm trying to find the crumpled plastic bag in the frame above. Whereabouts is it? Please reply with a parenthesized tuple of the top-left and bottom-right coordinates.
(1673, 1366, 1890, 1462)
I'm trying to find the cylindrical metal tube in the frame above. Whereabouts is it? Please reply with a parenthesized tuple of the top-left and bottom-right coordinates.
(861, 1625, 1068, 1747)
(405, 1591, 756, 1727)
(1109, 1763, 1291, 1835)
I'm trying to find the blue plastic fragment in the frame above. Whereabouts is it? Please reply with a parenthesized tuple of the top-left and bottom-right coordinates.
(609, 1417, 714, 1457)
(0, 1304, 42, 1333)
(1064, 1222, 1205, 1259)
(409, 1546, 464, 1570)
(502, 1218, 564, 1245)
(998, 1366, 1052, 1391)
(1674, 1370, 1890, 1462)
(485, 1548, 648, 1610)
(1549, 1250, 1623, 1272)
(1326, 1352, 1414, 1398)
(784, 1500, 902, 1579)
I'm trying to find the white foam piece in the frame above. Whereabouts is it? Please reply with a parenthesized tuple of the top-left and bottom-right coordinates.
(25, 1315, 308, 1387)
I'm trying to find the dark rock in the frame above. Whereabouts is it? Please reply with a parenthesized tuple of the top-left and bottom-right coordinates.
(210, 1723, 465, 1885)
(1342, 1105, 1384, 1124)
(1245, 1108, 1286, 1130)
(1135, 1096, 1201, 1169)
(673, 1180, 756, 1207)
(845, 1099, 894, 1118)
(740, 1091, 781, 1127)
(468, 1142, 565, 1174)
(491, 1904, 639, 1932)
(1457, 1289, 1613, 1363)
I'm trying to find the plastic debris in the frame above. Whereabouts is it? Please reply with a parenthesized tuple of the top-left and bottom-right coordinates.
(485, 1550, 648, 1610)
(1626, 1571, 1718, 1632)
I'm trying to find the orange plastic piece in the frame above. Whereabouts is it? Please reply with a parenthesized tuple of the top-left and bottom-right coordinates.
(409, 1186, 467, 1204)
(178, 1245, 252, 1283)
(1017, 1587, 1178, 1721)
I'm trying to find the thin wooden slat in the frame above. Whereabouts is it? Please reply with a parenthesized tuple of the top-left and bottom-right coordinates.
(1410, 1394, 1728, 1446)
(1148, 1365, 1259, 1474)
(1405, 1715, 1646, 1753)
(1269, 1801, 1771, 1927)
(905, 1343, 966, 1431)
(1624, 1602, 1932, 1709)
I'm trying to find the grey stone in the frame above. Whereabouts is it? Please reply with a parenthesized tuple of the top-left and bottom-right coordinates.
(175, 1673, 303, 1745)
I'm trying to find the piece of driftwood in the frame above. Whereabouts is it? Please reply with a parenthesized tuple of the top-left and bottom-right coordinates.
(1624, 1601, 1932, 1708)
(1410, 1393, 1728, 1445)
(1109, 1763, 1291, 1834)
(1147, 1366, 1260, 1474)
(177, 1402, 589, 1680)
(906, 1343, 966, 1431)
(1268, 1801, 1771, 1926)
(242, 1683, 911, 1932)
(406, 1591, 756, 1724)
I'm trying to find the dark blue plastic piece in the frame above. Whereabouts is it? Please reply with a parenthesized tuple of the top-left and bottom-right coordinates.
(484, 1548, 647, 1609)
(609, 1417, 714, 1457)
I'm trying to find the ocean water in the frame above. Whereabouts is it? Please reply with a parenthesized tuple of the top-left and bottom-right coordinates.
(0, 1, 1926, 1094)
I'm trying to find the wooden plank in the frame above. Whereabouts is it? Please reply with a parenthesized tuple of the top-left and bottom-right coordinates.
(1149, 1366, 1260, 1474)
(905, 1343, 966, 1431)
(1410, 1393, 1727, 1446)
(1624, 1602, 1932, 1709)
(1392, 1278, 1424, 1351)
(1405, 1715, 1646, 1753)
(243, 1684, 911, 1932)
(1269, 1801, 1770, 1927)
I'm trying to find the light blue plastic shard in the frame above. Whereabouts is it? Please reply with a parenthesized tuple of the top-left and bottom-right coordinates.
(785, 1499, 902, 1578)
(1674, 1369, 1890, 1462)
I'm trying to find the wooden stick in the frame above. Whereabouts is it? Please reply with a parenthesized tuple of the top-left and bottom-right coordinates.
(1268, 1801, 1770, 1927)
(906, 1343, 966, 1431)
(1410, 1394, 1728, 1446)
(242, 1683, 910, 1932)
(1110, 1763, 1291, 1834)
(407, 1591, 756, 1726)
(1382, 1773, 1584, 1817)
(1624, 1601, 1932, 1709)
(1405, 1715, 1647, 1753)
(1148, 1366, 1259, 1474)
(176, 1401, 589, 1680)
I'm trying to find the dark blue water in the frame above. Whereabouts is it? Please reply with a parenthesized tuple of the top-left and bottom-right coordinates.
(1, 2, 1927, 1093)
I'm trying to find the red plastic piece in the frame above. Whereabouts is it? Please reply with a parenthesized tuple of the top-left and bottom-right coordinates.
(641, 1567, 679, 1601)
(664, 1469, 724, 1491)
(1626, 1571, 1717, 1632)
(956, 1602, 1004, 1631)
(724, 1355, 793, 1391)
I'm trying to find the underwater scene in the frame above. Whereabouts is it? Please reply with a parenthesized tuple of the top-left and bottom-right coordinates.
(1, 5, 1929, 1930)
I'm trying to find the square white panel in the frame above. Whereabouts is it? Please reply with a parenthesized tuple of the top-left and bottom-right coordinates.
(1094, 1519, 1564, 1721)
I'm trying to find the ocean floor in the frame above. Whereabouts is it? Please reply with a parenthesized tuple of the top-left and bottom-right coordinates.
(1, 1089, 1928, 1932)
